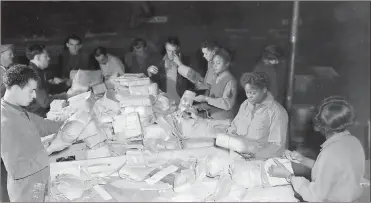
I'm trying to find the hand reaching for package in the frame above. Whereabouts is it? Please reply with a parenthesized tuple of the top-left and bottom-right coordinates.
(45, 131, 71, 155)
(45, 120, 85, 155)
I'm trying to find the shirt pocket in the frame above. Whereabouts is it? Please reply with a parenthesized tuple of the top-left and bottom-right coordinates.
(248, 113, 269, 141)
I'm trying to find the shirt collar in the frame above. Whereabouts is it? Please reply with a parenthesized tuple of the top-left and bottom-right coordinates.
(247, 92, 275, 109)
(1, 99, 27, 116)
(320, 130, 351, 149)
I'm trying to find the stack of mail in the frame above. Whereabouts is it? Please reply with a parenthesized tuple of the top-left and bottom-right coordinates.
(129, 83, 158, 96)
(113, 112, 143, 141)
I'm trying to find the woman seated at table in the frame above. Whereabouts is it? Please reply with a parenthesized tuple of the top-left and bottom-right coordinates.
(192, 48, 238, 120)
(215, 72, 289, 159)
(268, 96, 365, 202)
(146, 36, 193, 104)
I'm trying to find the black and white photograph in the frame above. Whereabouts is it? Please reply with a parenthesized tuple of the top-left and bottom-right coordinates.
(0, 1, 370, 202)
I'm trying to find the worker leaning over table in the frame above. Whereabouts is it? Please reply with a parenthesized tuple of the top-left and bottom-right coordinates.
(268, 96, 365, 202)
(1, 65, 70, 202)
(218, 71, 289, 159)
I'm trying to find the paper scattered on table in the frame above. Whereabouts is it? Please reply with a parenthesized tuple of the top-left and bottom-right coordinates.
(205, 175, 233, 202)
(84, 133, 107, 149)
(50, 99, 67, 112)
(86, 145, 111, 159)
(264, 158, 294, 187)
(92, 83, 107, 95)
(145, 165, 179, 185)
(119, 164, 156, 181)
(129, 83, 158, 96)
(110, 179, 172, 191)
(119, 95, 153, 107)
(114, 112, 143, 140)
(93, 185, 113, 200)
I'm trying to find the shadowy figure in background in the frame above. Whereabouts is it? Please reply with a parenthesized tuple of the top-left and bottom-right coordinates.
(253, 45, 286, 105)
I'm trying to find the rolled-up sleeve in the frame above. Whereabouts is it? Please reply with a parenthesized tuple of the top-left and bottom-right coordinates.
(207, 80, 237, 110)
(268, 107, 288, 145)
(29, 113, 63, 137)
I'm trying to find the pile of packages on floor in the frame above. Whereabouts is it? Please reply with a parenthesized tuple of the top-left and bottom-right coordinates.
(45, 74, 299, 202)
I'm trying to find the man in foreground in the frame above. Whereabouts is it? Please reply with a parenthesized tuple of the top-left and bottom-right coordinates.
(1, 65, 67, 201)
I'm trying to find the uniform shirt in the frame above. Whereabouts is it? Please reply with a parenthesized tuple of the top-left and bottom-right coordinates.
(206, 70, 237, 111)
(292, 131, 365, 202)
(99, 54, 126, 79)
(1, 99, 62, 180)
(58, 51, 90, 79)
(204, 61, 216, 86)
(227, 92, 288, 158)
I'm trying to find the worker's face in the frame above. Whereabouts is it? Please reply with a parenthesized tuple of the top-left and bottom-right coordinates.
(212, 55, 229, 74)
(66, 39, 82, 55)
(36, 51, 50, 69)
(134, 45, 146, 56)
(201, 48, 215, 62)
(263, 58, 279, 65)
(165, 43, 178, 61)
(95, 54, 108, 65)
(17, 79, 37, 106)
(0, 49, 14, 67)
(244, 84, 267, 105)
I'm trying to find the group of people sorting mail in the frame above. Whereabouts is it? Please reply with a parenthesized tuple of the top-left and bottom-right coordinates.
(0, 34, 366, 202)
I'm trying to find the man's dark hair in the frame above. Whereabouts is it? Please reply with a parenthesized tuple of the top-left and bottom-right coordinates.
(93, 47, 107, 57)
(25, 44, 46, 61)
(65, 34, 82, 45)
(201, 41, 219, 52)
(3, 64, 40, 89)
(165, 36, 180, 48)
(240, 72, 270, 89)
(133, 38, 147, 49)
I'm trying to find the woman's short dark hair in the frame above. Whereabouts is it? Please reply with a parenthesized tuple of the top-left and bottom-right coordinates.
(240, 72, 270, 89)
(201, 41, 219, 52)
(313, 96, 355, 134)
(25, 44, 46, 60)
(3, 64, 40, 89)
(214, 48, 231, 65)
(93, 46, 107, 57)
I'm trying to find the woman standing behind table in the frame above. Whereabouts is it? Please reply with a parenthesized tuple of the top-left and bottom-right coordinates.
(268, 96, 365, 202)
(253, 45, 286, 105)
(146, 36, 193, 104)
(191, 48, 238, 120)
